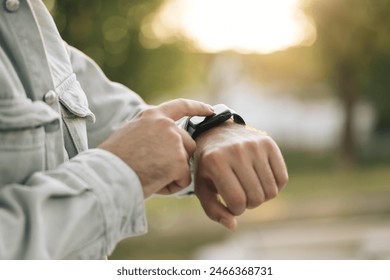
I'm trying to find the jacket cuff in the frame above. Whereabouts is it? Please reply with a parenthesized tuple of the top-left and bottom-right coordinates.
(69, 148, 147, 254)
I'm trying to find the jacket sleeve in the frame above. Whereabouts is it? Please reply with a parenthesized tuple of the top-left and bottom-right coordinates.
(0, 148, 147, 259)
(66, 45, 148, 148)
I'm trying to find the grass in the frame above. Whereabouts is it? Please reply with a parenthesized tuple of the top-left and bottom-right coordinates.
(283, 164, 390, 197)
(282, 150, 390, 197)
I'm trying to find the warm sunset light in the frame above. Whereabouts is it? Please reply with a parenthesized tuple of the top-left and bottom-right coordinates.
(144, 0, 316, 54)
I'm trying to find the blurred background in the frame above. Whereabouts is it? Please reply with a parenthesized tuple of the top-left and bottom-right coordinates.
(44, 0, 390, 259)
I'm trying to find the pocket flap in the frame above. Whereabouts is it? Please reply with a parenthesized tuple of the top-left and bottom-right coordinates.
(57, 74, 96, 123)
(0, 99, 60, 131)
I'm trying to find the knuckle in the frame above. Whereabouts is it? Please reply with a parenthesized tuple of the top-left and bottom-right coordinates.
(176, 150, 189, 164)
(204, 205, 220, 222)
(187, 140, 197, 155)
(176, 97, 187, 104)
(172, 144, 187, 161)
(278, 172, 289, 189)
(229, 142, 255, 162)
(196, 194, 220, 222)
(233, 144, 249, 163)
(153, 118, 176, 134)
(177, 98, 189, 104)
(246, 140, 261, 154)
(172, 169, 190, 186)
(159, 116, 175, 127)
(176, 98, 190, 110)
(176, 174, 192, 188)
(229, 142, 244, 155)
(228, 195, 246, 216)
(265, 186, 279, 200)
(261, 164, 280, 200)
(247, 193, 265, 209)
(201, 150, 222, 165)
(260, 135, 277, 151)
(141, 106, 158, 117)
(199, 151, 225, 177)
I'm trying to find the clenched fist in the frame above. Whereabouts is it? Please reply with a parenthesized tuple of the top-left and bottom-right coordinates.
(194, 122, 288, 230)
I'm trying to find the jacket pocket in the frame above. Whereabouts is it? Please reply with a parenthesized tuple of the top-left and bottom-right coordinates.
(57, 74, 95, 157)
(0, 99, 60, 186)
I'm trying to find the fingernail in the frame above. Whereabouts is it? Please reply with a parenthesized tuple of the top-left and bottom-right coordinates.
(208, 105, 214, 112)
(219, 218, 236, 231)
(219, 218, 229, 229)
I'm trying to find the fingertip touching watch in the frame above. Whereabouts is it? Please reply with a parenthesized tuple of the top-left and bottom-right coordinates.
(186, 104, 245, 139)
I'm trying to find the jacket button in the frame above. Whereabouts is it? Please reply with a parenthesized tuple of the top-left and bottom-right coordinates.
(44, 91, 58, 105)
(5, 0, 20, 12)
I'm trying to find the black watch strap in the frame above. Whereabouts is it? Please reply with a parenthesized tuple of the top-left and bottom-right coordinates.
(186, 104, 245, 139)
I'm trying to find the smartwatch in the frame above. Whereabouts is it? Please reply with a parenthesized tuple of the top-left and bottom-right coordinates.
(186, 104, 245, 139)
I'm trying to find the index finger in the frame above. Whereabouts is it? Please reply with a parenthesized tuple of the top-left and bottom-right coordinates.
(158, 98, 214, 121)
(195, 180, 238, 231)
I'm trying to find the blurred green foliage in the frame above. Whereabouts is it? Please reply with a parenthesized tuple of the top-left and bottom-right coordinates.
(305, 0, 390, 167)
(364, 55, 390, 133)
(305, 0, 390, 133)
(45, 0, 208, 102)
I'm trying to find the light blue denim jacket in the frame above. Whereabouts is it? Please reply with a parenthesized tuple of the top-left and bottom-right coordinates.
(0, 0, 150, 259)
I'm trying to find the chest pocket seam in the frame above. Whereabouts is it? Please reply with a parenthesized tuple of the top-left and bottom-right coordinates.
(0, 99, 61, 185)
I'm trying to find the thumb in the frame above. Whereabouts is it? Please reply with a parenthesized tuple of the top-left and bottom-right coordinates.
(158, 99, 214, 121)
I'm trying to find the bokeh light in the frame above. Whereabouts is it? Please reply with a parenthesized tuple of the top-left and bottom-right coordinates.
(146, 0, 316, 54)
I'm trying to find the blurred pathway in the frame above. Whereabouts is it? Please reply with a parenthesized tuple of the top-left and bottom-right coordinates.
(195, 192, 390, 259)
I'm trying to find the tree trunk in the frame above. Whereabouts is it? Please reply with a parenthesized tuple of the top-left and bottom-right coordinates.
(338, 63, 358, 170)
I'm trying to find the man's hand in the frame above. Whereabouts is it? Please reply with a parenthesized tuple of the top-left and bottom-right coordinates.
(99, 99, 214, 198)
(194, 121, 288, 230)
